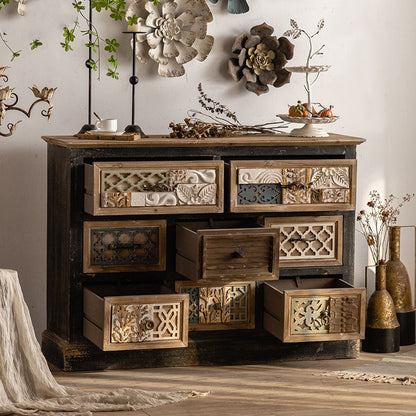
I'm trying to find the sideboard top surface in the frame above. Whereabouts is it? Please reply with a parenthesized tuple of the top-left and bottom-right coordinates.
(42, 133, 366, 149)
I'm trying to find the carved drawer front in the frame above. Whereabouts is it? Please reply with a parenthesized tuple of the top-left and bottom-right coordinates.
(263, 278, 366, 343)
(83, 220, 166, 273)
(264, 215, 343, 268)
(83, 286, 188, 351)
(175, 280, 256, 330)
(84, 160, 224, 215)
(230, 160, 356, 213)
(176, 221, 279, 281)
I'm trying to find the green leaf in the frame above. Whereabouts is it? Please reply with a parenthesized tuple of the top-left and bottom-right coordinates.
(0, 0, 11, 11)
(108, 54, 119, 69)
(30, 39, 43, 50)
(86, 59, 98, 71)
(85, 42, 97, 53)
(72, 1, 85, 12)
(104, 38, 120, 53)
(127, 14, 138, 25)
(11, 51, 21, 61)
(60, 42, 73, 52)
(106, 68, 119, 79)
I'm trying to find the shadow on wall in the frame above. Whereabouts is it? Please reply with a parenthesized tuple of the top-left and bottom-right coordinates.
(0, 145, 47, 339)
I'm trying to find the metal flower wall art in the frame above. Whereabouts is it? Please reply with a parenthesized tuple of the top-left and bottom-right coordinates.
(0, 67, 56, 137)
(208, 0, 249, 14)
(228, 22, 295, 96)
(126, 0, 214, 77)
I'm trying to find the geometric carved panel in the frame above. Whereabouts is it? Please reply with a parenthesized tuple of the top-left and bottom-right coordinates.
(237, 184, 282, 205)
(90, 227, 159, 266)
(329, 295, 361, 333)
(280, 223, 335, 260)
(102, 170, 170, 193)
(110, 302, 180, 344)
(291, 296, 330, 335)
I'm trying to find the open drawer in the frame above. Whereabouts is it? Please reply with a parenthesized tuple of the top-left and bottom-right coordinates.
(83, 285, 189, 351)
(175, 280, 256, 330)
(263, 277, 366, 343)
(84, 160, 224, 215)
(176, 220, 279, 281)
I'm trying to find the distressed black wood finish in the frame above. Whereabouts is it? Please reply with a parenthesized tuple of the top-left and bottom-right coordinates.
(43, 135, 364, 370)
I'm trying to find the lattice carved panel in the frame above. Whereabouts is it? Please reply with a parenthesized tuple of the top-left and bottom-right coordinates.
(90, 227, 159, 267)
(228, 286, 249, 322)
(280, 223, 335, 260)
(102, 170, 170, 193)
(110, 302, 180, 344)
(291, 297, 330, 335)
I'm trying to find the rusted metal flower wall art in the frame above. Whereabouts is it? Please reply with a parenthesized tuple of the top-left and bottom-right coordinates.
(0, 68, 56, 137)
(228, 22, 294, 96)
(126, 0, 214, 77)
(208, 0, 249, 14)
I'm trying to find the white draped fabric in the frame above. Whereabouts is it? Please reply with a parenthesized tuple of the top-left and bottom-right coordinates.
(0, 269, 195, 415)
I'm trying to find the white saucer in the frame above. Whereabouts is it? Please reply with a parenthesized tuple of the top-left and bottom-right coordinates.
(89, 130, 122, 135)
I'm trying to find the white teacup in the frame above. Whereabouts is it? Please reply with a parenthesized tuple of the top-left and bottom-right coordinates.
(95, 119, 117, 132)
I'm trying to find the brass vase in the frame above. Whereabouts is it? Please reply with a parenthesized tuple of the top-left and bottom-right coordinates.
(386, 226, 415, 345)
(362, 264, 400, 353)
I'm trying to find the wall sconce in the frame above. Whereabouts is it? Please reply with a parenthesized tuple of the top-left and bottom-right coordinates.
(0, 67, 56, 137)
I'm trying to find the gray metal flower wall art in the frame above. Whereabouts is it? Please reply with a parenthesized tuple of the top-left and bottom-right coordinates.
(208, 0, 249, 14)
(228, 22, 295, 96)
(126, 0, 214, 77)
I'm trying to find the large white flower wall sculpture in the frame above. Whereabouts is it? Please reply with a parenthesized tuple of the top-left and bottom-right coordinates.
(126, 0, 214, 77)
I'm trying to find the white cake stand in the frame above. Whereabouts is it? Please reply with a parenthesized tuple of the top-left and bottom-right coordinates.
(278, 114, 340, 138)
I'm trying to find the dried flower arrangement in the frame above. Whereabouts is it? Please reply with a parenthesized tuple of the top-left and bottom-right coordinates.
(169, 83, 286, 138)
(357, 190, 414, 265)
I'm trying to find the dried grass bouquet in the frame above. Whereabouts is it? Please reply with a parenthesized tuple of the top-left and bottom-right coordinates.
(357, 190, 414, 265)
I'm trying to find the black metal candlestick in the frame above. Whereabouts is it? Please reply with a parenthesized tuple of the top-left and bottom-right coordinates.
(78, 0, 95, 134)
(123, 31, 147, 137)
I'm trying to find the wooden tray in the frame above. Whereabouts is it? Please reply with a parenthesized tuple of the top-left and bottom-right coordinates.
(78, 132, 141, 141)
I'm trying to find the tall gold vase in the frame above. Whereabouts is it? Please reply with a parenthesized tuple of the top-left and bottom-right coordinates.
(362, 264, 400, 353)
(386, 226, 415, 345)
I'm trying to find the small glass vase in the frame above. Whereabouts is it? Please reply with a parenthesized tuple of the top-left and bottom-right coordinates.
(386, 226, 415, 345)
(362, 264, 400, 353)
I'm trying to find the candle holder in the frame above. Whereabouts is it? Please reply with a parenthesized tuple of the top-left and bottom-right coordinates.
(123, 31, 148, 137)
(78, 0, 95, 134)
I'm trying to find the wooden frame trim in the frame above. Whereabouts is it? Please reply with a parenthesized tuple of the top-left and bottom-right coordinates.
(84, 160, 224, 216)
(264, 215, 343, 268)
(83, 219, 167, 273)
(175, 280, 256, 331)
(230, 159, 357, 213)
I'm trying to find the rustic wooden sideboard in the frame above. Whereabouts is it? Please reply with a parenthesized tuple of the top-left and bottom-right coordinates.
(41, 134, 365, 371)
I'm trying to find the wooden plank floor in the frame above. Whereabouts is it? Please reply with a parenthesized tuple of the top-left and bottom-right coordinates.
(53, 346, 416, 415)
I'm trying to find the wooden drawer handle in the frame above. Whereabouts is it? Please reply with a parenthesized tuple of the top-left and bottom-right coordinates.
(231, 249, 245, 259)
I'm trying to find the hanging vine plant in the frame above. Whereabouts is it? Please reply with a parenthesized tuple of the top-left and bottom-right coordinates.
(0, 0, 161, 78)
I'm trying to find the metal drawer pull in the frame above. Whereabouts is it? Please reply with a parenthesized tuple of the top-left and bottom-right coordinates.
(289, 237, 316, 242)
(143, 320, 155, 331)
(231, 249, 245, 258)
